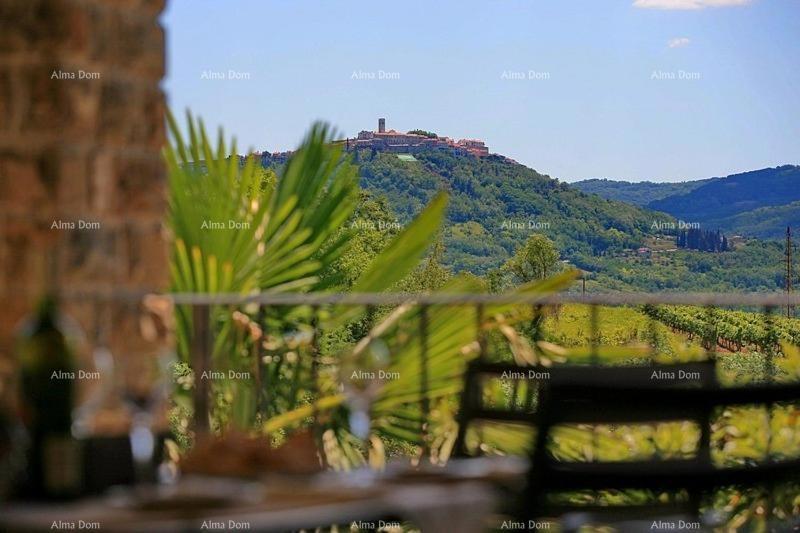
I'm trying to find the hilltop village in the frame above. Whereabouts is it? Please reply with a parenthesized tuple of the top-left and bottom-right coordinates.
(340, 118, 490, 157)
(248, 118, 492, 167)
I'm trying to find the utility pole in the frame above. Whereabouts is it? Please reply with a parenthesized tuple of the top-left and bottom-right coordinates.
(787, 226, 794, 318)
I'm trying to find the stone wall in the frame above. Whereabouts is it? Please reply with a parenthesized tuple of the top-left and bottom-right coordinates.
(0, 0, 168, 378)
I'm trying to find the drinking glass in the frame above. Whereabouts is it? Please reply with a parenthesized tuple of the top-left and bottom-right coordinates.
(121, 350, 176, 487)
(341, 338, 390, 443)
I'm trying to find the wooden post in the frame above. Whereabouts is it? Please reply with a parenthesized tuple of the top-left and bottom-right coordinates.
(419, 305, 430, 459)
(191, 305, 212, 436)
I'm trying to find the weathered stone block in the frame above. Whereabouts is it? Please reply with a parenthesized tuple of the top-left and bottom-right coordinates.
(116, 15, 164, 80)
(54, 146, 90, 213)
(20, 62, 101, 136)
(143, 87, 166, 149)
(0, 152, 50, 211)
(89, 150, 115, 214)
(57, 225, 120, 287)
(87, 7, 163, 80)
(0, 216, 53, 291)
(96, 83, 163, 148)
(113, 153, 166, 213)
(0, 68, 11, 131)
(0, 0, 63, 55)
(97, 80, 136, 145)
(121, 220, 168, 289)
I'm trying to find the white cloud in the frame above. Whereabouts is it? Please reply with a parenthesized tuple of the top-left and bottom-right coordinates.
(668, 37, 691, 48)
(633, 0, 750, 9)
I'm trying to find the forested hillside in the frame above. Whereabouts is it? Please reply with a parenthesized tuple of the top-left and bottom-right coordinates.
(647, 165, 800, 237)
(572, 177, 715, 206)
(258, 149, 789, 292)
(577, 241, 786, 292)
(355, 150, 672, 273)
(721, 201, 800, 239)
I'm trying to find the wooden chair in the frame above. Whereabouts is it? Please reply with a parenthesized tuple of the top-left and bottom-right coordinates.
(455, 359, 800, 530)
(527, 361, 800, 530)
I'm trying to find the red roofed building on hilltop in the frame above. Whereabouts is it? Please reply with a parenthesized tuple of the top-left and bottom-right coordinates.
(342, 118, 489, 157)
(456, 139, 489, 157)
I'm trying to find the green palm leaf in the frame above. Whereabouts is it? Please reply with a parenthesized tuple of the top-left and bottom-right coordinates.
(261, 269, 580, 463)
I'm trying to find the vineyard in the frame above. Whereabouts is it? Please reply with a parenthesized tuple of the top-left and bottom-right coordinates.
(642, 305, 800, 353)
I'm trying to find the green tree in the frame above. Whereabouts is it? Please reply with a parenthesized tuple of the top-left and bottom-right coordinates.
(485, 264, 512, 293)
(407, 129, 438, 138)
(507, 234, 560, 283)
(398, 238, 452, 293)
(318, 191, 402, 291)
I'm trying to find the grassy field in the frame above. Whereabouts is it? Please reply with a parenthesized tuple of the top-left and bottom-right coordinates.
(541, 303, 698, 360)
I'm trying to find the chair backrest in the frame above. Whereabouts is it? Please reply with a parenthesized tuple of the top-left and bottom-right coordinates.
(523, 360, 800, 523)
(454, 359, 719, 457)
(454, 358, 800, 525)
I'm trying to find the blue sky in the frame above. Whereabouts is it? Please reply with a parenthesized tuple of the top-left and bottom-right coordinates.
(162, 0, 799, 182)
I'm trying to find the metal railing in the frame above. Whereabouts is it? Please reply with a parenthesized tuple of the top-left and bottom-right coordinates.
(30, 288, 800, 443)
(35, 287, 800, 307)
(165, 291, 800, 438)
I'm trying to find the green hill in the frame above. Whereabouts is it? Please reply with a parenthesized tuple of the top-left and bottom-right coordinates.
(258, 149, 787, 291)
(572, 177, 715, 207)
(721, 200, 800, 239)
(355, 149, 673, 273)
(647, 165, 800, 237)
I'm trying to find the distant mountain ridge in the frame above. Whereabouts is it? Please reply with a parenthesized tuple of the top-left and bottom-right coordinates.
(648, 165, 800, 238)
(574, 166, 800, 239)
(572, 177, 717, 206)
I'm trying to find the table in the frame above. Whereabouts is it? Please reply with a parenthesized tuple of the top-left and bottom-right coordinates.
(0, 457, 526, 532)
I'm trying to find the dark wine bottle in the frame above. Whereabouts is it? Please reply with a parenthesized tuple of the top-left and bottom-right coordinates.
(16, 295, 82, 499)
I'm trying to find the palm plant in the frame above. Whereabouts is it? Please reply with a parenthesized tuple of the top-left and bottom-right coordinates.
(165, 110, 361, 350)
(165, 111, 453, 430)
(262, 270, 578, 467)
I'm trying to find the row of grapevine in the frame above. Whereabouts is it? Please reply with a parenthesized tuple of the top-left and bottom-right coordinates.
(641, 305, 800, 353)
